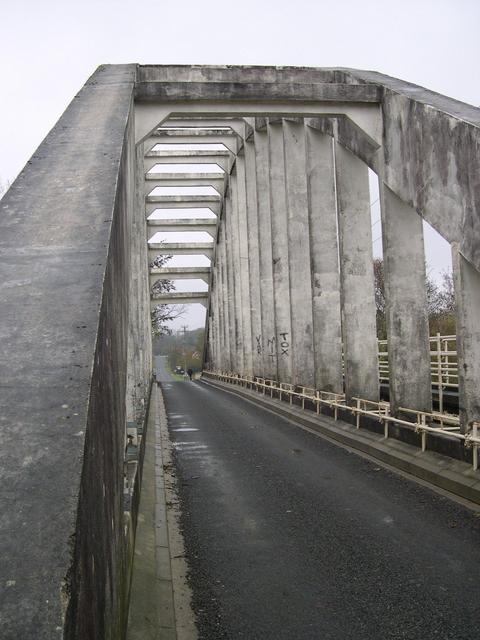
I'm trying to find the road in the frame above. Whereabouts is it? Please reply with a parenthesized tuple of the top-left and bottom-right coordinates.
(155, 354, 175, 382)
(159, 374, 480, 639)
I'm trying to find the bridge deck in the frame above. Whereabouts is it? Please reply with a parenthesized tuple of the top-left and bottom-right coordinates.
(130, 356, 480, 639)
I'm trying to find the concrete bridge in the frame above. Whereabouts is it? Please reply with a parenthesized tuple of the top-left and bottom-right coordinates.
(1, 64, 480, 639)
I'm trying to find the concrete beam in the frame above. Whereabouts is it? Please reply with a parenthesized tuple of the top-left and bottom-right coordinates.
(148, 243, 213, 258)
(136, 65, 354, 85)
(145, 147, 231, 157)
(149, 266, 211, 284)
(147, 218, 217, 236)
(163, 117, 247, 138)
(145, 171, 226, 180)
(144, 154, 230, 172)
(144, 182, 224, 198)
(135, 81, 382, 103)
(145, 199, 222, 217)
(135, 102, 381, 147)
(146, 194, 220, 203)
(150, 291, 208, 308)
(153, 127, 237, 137)
(144, 172, 226, 189)
(148, 132, 239, 154)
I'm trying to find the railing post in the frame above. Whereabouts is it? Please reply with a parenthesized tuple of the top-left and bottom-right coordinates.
(436, 333, 444, 414)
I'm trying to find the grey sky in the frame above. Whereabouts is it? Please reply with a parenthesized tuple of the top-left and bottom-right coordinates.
(1, 0, 478, 329)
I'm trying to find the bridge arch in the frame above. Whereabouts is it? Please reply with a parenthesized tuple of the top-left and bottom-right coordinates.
(1, 64, 479, 638)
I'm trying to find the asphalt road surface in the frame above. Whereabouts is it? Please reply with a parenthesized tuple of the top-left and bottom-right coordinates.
(160, 376, 480, 639)
(155, 355, 174, 382)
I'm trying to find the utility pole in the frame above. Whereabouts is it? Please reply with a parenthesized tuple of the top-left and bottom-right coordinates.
(181, 324, 188, 378)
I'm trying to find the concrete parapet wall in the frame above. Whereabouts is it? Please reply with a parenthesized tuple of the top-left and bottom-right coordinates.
(0, 64, 137, 639)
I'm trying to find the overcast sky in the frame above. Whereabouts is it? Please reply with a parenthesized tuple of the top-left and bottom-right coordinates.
(1, 0, 478, 330)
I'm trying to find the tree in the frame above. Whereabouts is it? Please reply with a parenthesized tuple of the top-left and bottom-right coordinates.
(373, 259, 456, 338)
(0, 177, 12, 198)
(150, 250, 186, 336)
(373, 258, 387, 339)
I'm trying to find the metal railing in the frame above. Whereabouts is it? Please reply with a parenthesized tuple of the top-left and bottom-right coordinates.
(203, 370, 480, 472)
(378, 333, 458, 413)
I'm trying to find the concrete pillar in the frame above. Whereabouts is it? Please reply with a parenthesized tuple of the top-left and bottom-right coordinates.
(335, 142, 379, 403)
(219, 224, 231, 372)
(236, 152, 254, 376)
(452, 247, 480, 433)
(210, 269, 219, 370)
(305, 127, 343, 393)
(224, 194, 238, 372)
(267, 121, 293, 383)
(214, 267, 221, 370)
(283, 120, 315, 387)
(244, 138, 263, 377)
(380, 184, 432, 415)
(230, 168, 245, 374)
(207, 314, 214, 370)
(254, 129, 277, 379)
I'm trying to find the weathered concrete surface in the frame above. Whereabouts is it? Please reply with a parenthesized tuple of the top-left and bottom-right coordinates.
(127, 141, 153, 426)
(224, 194, 239, 372)
(244, 137, 263, 377)
(218, 227, 231, 371)
(136, 65, 363, 85)
(229, 170, 245, 374)
(254, 129, 277, 379)
(305, 126, 343, 393)
(345, 69, 480, 273)
(267, 122, 293, 383)
(380, 184, 431, 416)
(0, 64, 136, 639)
(335, 142, 379, 403)
(452, 248, 480, 433)
(284, 121, 315, 387)
(235, 153, 254, 376)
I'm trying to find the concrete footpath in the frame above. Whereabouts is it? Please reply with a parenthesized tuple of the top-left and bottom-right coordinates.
(126, 382, 196, 640)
